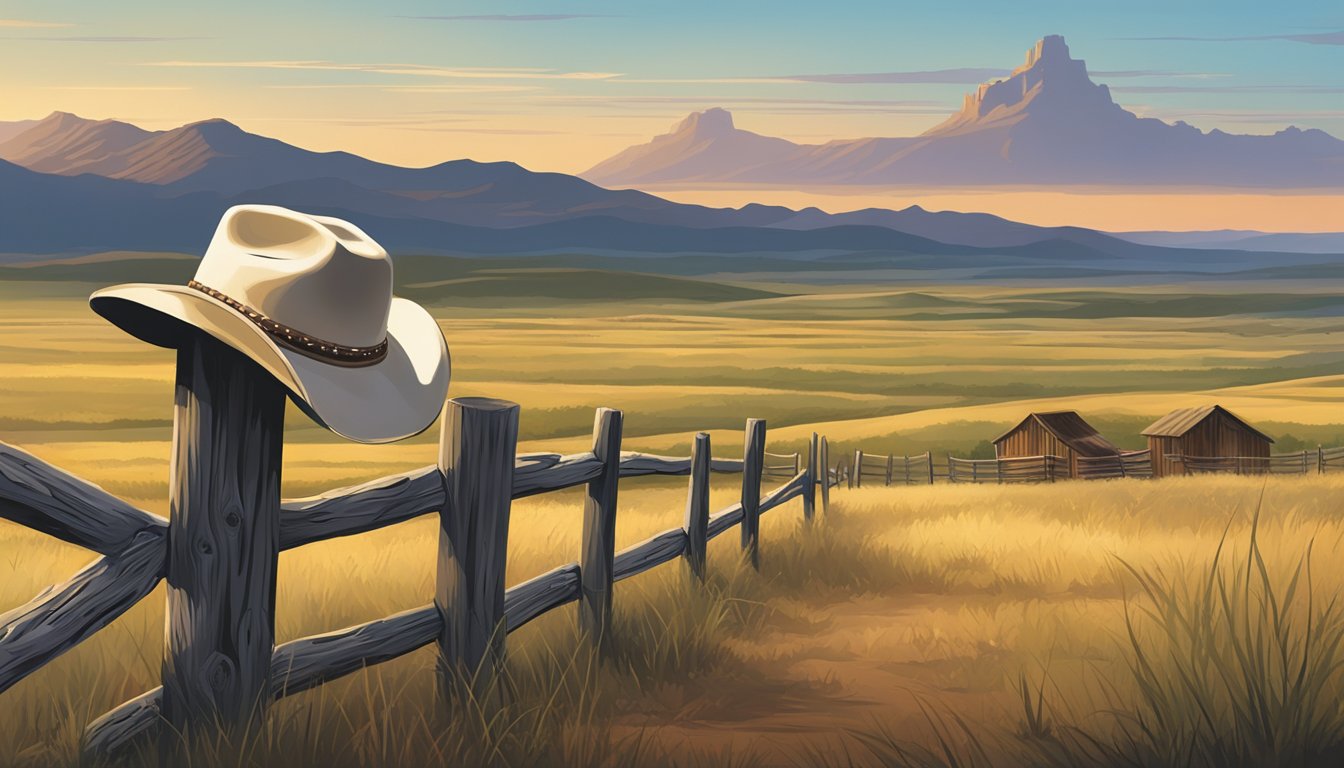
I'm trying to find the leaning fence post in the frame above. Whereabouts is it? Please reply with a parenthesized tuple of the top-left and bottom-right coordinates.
(802, 432, 818, 522)
(580, 408, 623, 650)
(436, 397, 519, 699)
(854, 450, 864, 488)
(160, 332, 286, 752)
(740, 419, 766, 570)
(820, 436, 831, 513)
(684, 432, 711, 581)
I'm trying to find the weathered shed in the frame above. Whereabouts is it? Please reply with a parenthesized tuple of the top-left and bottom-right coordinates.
(993, 411, 1120, 478)
(1142, 405, 1273, 477)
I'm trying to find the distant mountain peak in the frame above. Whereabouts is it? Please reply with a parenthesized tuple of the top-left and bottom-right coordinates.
(675, 108, 736, 138)
(928, 34, 1118, 136)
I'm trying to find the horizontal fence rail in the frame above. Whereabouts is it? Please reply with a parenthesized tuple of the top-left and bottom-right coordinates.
(1171, 450, 1321, 476)
(0, 383, 836, 758)
(1075, 450, 1154, 480)
(949, 454, 1069, 484)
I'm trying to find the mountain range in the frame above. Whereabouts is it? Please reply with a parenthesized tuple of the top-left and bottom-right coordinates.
(582, 35, 1344, 188)
(0, 51, 1337, 263)
(0, 107, 1184, 257)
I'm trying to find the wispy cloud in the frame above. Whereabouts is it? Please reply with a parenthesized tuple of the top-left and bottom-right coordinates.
(541, 95, 952, 116)
(1113, 84, 1344, 94)
(8, 35, 207, 43)
(778, 68, 1012, 84)
(265, 83, 539, 94)
(50, 85, 191, 91)
(394, 14, 610, 22)
(1091, 69, 1227, 79)
(1126, 31, 1344, 46)
(0, 18, 70, 28)
(624, 68, 1012, 86)
(145, 60, 621, 80)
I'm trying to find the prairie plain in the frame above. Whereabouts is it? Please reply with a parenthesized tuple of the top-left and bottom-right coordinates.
(3, 254, 1344, 766)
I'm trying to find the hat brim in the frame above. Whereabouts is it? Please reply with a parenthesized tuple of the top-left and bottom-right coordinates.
(90, 284, 450, 444)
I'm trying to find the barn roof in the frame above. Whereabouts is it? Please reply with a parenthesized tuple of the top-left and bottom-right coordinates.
(993, 411, 1120, 457)
(1141, 405, 1274, 442)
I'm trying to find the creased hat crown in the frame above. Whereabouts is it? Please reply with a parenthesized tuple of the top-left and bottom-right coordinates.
(193, 206, 392, 349)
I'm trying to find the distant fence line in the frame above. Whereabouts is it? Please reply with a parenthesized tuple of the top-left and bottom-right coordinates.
(0, 335, 838, 760)
(834, 445, 1344, 485)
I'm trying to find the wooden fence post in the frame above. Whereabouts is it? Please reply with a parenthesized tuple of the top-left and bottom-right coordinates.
(854, 450, 864, 488)
(160, 333, 287, 751)
(929, 454, 935, 485)
(802, 432, 818, 522)
(683, 432, 711, 582)
(580, 408, 623, 650)
(820, 436, 831, 513)
(741, 419, 766, 570)
(885, 454, 894, 486)
(436, 397, 519, 698)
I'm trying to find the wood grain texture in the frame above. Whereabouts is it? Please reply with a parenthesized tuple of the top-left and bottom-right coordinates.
(0, 529, 164, 694)
(513, 452, 603, 497)
(613, 527, 687, 582)
(820, 436, 830, 513)
(436, 397, 518, 695)
(503, 563, 581, 632)
(279, 466, 443, 550)
(618, 452, 743, 477)
(580, 408, 622, 648)
(0, 442, 166, 555)
(161, 333, 287, 745)
(740, 419, 766, 570)
(706, 503, 744, 541)
(682, 433, 711, 582)
(86, 605, 443, 755)
(803, 433, 817, 522)
(271, 605, 440, 698)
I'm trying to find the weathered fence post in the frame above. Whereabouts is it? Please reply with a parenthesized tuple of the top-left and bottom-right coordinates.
(683, 432, 711, 582)
(820, 436, 831, 513)
(885, 454, 894, 486)
(580, 408, 623, 650)
(928, 454, 935, 485)
(436, 397, 519, 698)
(160, 333, 286, 753)
(740, 419, 766, 570)
(1320, 445, 1325, 473)
(854, 450, 864, 488)
(802, 432, 818, 522)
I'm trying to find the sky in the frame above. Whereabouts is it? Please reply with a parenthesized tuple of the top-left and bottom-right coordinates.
(1, 0, 1341, 175)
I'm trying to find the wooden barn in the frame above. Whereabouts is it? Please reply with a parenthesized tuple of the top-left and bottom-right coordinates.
(1142, 405, 1273, 477)
(993, 411, 1120, 478)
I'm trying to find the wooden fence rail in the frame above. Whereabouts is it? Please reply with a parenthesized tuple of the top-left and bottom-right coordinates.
(948, 454, 1069, 484)
(852, 452, 933, 487)
(0, 381, 833, 757)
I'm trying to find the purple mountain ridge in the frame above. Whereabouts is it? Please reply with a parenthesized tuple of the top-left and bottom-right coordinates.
(582, 35, 1344, 188)
(0, 101, 1335, 257)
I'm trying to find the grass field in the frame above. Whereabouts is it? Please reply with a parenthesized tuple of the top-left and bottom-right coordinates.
(4, 256, 1344, 765)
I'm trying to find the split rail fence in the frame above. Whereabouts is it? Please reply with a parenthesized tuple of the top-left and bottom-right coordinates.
(837, 445, 1344, 484)
(0, 335, 836, 760)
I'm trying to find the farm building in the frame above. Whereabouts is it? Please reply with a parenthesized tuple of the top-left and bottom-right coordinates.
(993, 411, 1120, 478)
(1142, 405, 1273, 477)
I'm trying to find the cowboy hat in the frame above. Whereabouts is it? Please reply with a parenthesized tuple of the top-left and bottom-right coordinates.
(90, 204, 450, 443)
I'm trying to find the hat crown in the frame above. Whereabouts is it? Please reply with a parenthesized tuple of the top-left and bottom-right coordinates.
(193, 206, 391, 349)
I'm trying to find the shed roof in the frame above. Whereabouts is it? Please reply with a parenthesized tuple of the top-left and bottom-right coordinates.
(1141, 405, 1274, 442)
(993, 411, 1120, 457)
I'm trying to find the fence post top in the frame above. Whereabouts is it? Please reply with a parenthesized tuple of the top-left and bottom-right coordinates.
(449, 397, 519, 412)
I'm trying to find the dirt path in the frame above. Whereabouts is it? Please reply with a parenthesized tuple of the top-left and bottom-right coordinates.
(613, 593, 1024, 765)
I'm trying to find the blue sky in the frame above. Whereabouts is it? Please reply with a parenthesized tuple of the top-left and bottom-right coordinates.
(2, 0, 1340, 171)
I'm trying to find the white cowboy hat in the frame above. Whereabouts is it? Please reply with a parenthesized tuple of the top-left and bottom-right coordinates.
(90, 204, 450, 443)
